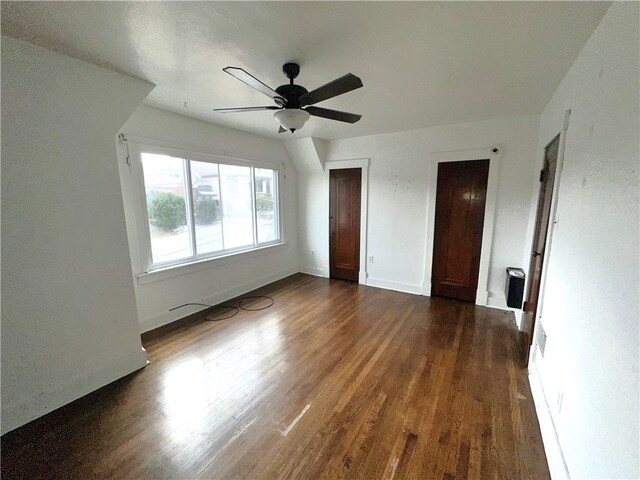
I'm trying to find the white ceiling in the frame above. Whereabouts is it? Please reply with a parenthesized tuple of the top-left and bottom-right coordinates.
(2, 1, 609, 140)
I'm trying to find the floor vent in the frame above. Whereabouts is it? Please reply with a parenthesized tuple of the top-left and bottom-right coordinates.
(537, 323, 547, 357)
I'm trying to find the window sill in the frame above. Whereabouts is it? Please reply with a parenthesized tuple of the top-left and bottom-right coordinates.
(135, 241, 288, 285)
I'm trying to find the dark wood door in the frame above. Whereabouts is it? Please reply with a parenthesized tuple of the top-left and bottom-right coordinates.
(431, 160, 490, 302)
(522, 135, 559, 365)
(329, 168, 361, 282)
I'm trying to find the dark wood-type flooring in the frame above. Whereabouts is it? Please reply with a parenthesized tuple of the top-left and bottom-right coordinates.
(1, 273, 549, 479)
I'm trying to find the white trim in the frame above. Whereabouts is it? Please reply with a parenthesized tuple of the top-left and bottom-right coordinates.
(324, 158, 370, 285)
(250, 167, 259, 246)
(486, 293, 521, 328)
(476, 289, 489, 305)
(136, 241, 288, 285)
(123, 134, 276, 167)
(139, 266, 298, 333)
(529, 361, 571, 480)
(275, 165, 285, 250)
(299, 265, 326, 277)
(324, 158, 370, 170)
(366, 277, 422, 295)
(136, 141, 278, 171)
(487, 291, 509, 310)
(128, 141, 154, 272)
(528, 110, 571, 365)
(184, 157, 198, 256)
(523, 112, 572, 478)
(422, 147, 503, 306)
(1, 348, 148, 435)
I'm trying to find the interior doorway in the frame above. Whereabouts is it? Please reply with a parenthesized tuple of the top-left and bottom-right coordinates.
(431, 159, 490, 302)
(522, 134, 560, 365)
(329, 168, 362, 281)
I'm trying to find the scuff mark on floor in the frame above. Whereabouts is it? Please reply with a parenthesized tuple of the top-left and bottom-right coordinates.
(279, 403, 311, 436)
(384, 456, 399, 480)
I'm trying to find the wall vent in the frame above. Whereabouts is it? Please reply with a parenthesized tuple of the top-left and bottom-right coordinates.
(537, 323, 547, 357)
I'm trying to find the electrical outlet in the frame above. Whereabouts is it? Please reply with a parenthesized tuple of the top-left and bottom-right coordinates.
(311, 250, 315, 258)
(368, 256, 374, 263)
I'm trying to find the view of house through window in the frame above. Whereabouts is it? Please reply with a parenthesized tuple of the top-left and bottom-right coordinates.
(140, 151, 280, 267)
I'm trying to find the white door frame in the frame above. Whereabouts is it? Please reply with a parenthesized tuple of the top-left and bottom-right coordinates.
(422, 147, 502, 305)
(528, 109, 571, 365)
(324, 158, 369, 284)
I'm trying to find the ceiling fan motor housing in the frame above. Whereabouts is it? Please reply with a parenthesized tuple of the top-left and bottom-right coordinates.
(275, 84, 308, 108)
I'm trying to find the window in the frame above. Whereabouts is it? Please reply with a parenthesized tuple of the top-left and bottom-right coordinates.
(139, 147, 281, 269)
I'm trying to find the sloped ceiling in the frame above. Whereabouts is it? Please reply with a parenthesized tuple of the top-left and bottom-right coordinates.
(1, 1, 610, 140)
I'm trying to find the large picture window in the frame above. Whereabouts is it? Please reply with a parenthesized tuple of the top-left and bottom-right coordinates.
(139, 147, 280, 269)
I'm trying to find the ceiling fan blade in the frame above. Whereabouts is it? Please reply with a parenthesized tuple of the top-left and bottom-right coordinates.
(223, 67, 285, 106)
(305, 106, 362, 123)
(212, 106, 281, 113)
(278, 125, 287, 133)
(299, 73, 363, 106)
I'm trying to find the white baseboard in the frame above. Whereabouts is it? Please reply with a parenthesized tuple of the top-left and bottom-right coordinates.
(139, 266, 299, 333)
(1, 347, 148, 435)
(514, 310, 525, 330)
(529, 361, 570, 480)
(487, 291, 523, 328)
(476, 289, 489, 305)
(487, 291, 510, 310)
(366, 277, 422, 295)
(299, 265, 326, 277)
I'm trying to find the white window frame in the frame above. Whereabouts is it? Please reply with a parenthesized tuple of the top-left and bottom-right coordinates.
(129, 140, 283, 273)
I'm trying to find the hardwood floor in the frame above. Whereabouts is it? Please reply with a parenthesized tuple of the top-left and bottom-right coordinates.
(1, 274, 549, 479)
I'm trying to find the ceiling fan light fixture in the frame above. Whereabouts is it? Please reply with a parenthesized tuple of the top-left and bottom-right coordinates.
(274, 109, 310, 133)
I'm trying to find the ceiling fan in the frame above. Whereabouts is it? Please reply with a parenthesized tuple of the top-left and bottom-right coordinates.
(213, 63, 363, 133)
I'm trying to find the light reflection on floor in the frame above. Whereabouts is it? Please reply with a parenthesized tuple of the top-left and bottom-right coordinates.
(161, 314, 284, 448)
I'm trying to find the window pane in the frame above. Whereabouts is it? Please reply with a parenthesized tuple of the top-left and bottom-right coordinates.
(255, 168, 278, 243)
(190, 161, 222, 255)
(141, 153, 191, 264)
(219, 164, 254, 249)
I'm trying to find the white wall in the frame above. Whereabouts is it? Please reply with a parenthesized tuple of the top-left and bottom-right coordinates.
(1, 37, 153, 434)
(117, 106, 298, 332)
(297, 171, 330, 278)
(295, 115, 540, 305)
(529, 3, 639, 479)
